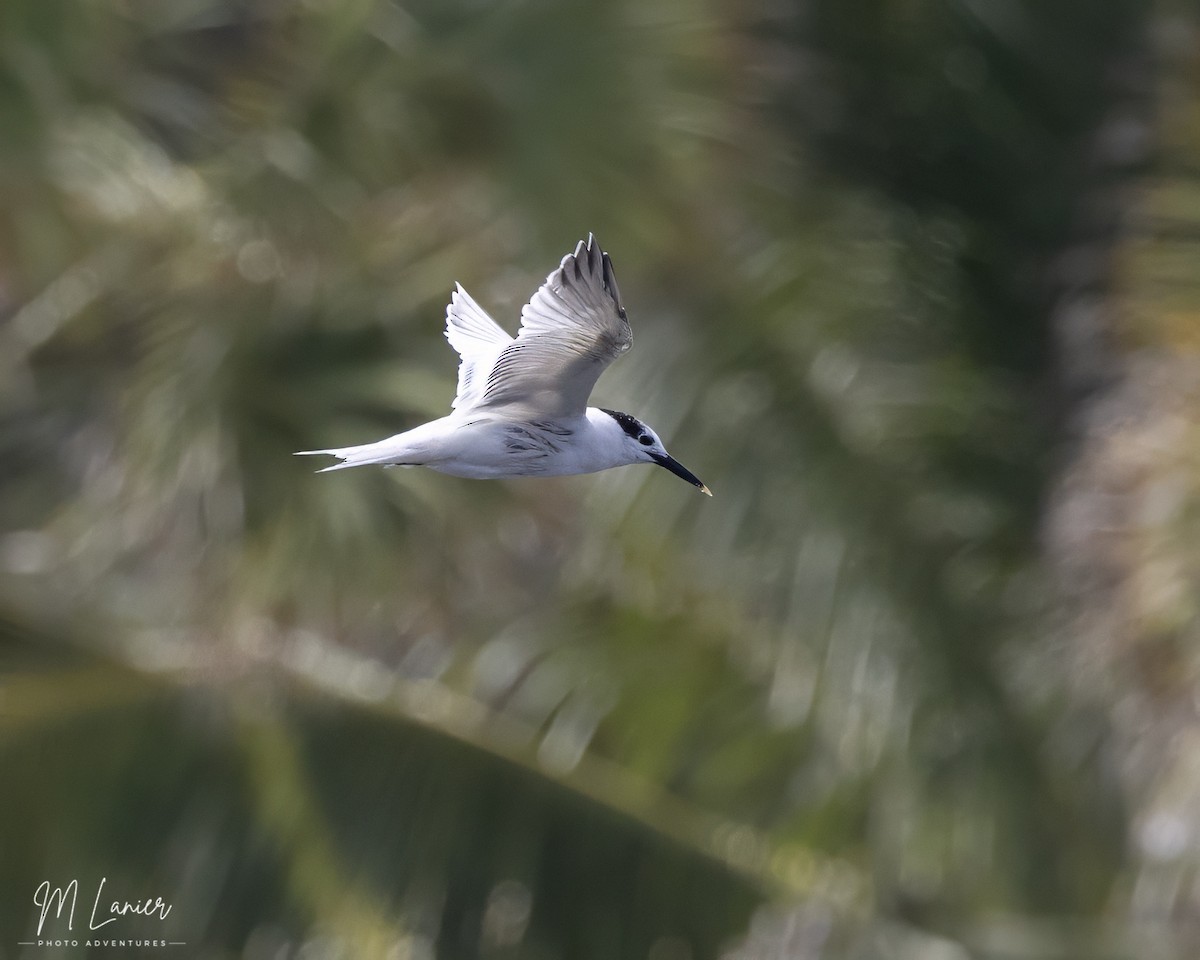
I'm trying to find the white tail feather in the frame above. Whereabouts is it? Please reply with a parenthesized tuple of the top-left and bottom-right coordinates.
(294, 432, 426, 471)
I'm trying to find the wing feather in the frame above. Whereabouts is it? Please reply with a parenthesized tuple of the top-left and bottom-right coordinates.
(444, 283, 513, 410)
(472, 234, 632, 419)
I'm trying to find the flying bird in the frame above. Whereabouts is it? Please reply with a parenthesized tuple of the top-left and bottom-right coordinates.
(296, 235, 710, 495)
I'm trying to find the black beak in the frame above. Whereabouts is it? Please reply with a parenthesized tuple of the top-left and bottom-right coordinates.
(650, 453, 712, 496)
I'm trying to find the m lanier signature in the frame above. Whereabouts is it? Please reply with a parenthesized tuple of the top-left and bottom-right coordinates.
(33, 878, 172, 935)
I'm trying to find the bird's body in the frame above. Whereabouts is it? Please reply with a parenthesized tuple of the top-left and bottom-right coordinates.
(296, 235, 710, 495)
(306, 408, 624, 479)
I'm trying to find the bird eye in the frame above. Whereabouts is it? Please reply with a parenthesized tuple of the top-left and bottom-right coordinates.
(639, 436, 653, 446)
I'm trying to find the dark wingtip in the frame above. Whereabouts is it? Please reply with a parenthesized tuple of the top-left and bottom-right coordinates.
(566, 239, 587, 273)
(567, 234, 625, 317)
(601, 251, 624, 315)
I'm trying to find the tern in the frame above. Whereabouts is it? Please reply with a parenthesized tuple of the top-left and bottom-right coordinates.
(295, 235, 711, 495)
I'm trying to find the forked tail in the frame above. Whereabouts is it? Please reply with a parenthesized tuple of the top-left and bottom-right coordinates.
(294, 440, 406, 473)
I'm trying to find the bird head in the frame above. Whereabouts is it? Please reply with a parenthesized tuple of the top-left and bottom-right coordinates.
(599, 409, 711, 495)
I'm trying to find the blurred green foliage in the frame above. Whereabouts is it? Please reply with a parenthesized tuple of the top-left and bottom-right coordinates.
(2, 0, 1199, 958)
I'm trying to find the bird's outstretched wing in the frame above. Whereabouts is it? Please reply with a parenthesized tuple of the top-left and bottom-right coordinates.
(444, 283, 513, 410)
(469, 234, 632, 420)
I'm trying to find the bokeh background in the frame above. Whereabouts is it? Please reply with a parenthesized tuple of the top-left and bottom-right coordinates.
(2, 0, 1199, 957)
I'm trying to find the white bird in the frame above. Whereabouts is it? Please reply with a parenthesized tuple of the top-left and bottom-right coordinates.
(296, 235, 711, 495)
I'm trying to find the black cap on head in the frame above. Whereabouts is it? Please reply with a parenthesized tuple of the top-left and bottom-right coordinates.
(600, 408, 644, 440)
